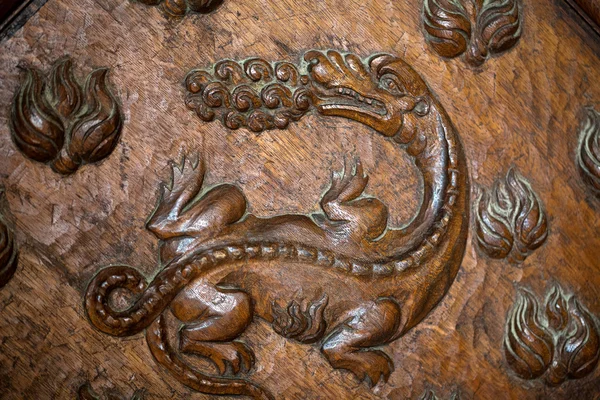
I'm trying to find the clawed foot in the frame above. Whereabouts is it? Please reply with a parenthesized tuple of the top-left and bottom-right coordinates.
(326, 348, 394, 387)
(180, 335, 255, 375)
(316, 159, 389, 242)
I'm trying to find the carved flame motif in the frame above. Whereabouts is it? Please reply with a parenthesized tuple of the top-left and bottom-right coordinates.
(423, 0, 523, 67)
(136, 0, 224, 18)
(475, 167, 547, 263)
(86, 51, 469, 399)
(10, 58, 123, 175)
(504, 285, 600, 386)
(576, 107, 600, 196)
(0, 191, 18, 289)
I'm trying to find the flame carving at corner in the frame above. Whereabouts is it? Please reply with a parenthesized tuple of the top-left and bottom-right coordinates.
(0, 192, 18, 289)
(10, 58, 123, 175)
(576, 107, 600, 196)
(422, 0, 523, 67)
(504, 285, 600, 386)
(475, 167, 547, 263)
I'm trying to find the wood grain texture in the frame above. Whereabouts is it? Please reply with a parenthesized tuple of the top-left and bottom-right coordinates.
(0, 0, 599, 398)
(566, 0, 600, 33)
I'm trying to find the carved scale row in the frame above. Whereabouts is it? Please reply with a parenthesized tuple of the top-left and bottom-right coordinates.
(2, 3, 600, 400)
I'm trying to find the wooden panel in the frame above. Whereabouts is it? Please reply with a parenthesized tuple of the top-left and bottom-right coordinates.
(0, 0, 599, 399)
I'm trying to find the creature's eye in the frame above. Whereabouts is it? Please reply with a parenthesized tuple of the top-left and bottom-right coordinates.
(379, 74, 407, 97)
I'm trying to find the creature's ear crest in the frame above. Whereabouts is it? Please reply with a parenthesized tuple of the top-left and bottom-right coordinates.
(368, 54, 397, 73)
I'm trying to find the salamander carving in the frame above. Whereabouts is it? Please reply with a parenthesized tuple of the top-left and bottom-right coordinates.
(85, 51, 469, 399)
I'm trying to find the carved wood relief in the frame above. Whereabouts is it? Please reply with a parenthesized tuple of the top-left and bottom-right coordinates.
(85, 51, 469, 398)
(576, 107, 600, 196)
(504, 285, 600, 385)
(474, 168, 547, 263)
(10, 57, 123, 175)
(0, 190, 18, 289)
(422, 0, 523, 67)
(1, 0, 600, 398)
(135, 0, 223, 18)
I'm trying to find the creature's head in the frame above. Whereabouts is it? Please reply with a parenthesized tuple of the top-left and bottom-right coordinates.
(304, 50, 432, 140)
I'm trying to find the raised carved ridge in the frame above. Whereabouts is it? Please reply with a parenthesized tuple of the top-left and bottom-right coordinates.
(504, 285, 600, 385)
(135, 0, 223, 18)
(576, 107, 600, 195)
(0, 189, 18, 289)
(10, 57, 123, 175)
(423, 0, 523, 67)
(475, 167, 547, 263)
(85, 50, 469, 398)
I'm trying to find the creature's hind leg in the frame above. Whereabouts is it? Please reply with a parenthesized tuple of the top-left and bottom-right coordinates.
(171, 282, 255, 375)
(321, 298, 401, 386)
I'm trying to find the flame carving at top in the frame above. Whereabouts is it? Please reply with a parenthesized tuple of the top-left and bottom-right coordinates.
(10, 57, 123, 175)
(576, 107, 600, 196)
(504, 285, 600, 386)
(475, 167, 547, 263)
(422, 0, 523, 67)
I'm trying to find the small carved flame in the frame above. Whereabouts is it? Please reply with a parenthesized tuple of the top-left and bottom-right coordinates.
(10, 67, 65, 163)
(272, 295, 328, 344)
(504, 289, 553, 379)
(53, 68, 123, 174)
(423, 0, 472, 59)
(475, 168, 547, 263)
(505, 285, 600, 385)
(576, 107, 600, 195)
(10, 58, 122, 175)
(547, 297, 600, 385)
(467, 0, 522, 67)
(49, 58, 83, 120)
(0, 206, 18, 289)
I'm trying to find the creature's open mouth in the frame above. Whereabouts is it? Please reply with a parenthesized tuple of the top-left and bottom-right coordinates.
(312, 86, 388, 118)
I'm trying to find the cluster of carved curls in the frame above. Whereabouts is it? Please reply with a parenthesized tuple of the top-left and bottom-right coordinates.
(185, 58, 312, 132)
(475, 168, 547, 263)
(504, 285, 600, 386)
(10, 58, 122, 175)
(423, 0, 522, 67)
(136, 0, 223, 18)
(576, 107, 600, 196)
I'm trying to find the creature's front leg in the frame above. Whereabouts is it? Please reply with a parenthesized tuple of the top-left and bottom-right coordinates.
(321, 298, 402, 386)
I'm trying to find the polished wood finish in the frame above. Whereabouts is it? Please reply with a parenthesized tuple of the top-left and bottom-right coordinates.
(10, 57, 123, 174)
(85, 50, 468, 398)
(0, 0, 600, 398)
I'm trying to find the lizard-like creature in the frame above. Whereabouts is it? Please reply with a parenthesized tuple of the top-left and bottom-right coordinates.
(85, 51, 469, 399)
